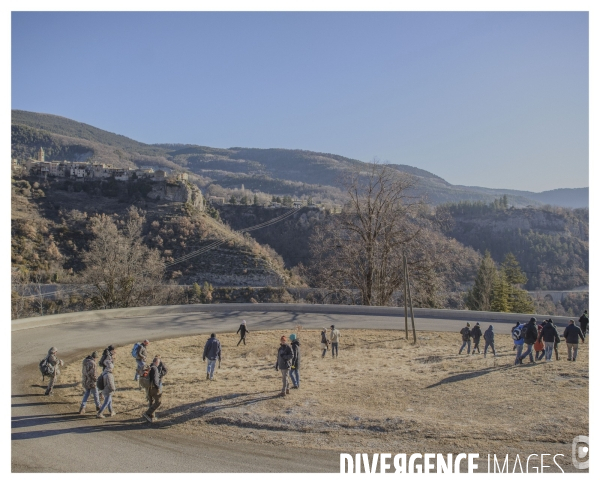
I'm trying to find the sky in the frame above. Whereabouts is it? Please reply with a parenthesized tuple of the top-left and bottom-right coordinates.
(11, 11, 589, 191)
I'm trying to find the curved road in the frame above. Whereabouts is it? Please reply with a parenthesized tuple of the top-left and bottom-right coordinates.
(12, 304, 568, 472)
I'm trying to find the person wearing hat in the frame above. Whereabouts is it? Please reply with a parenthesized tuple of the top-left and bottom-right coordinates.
(459, 323, 472, 355)
(471, 322, 482, 355)
(329, 325, 341, 358)
(43, 347, 64, 396)
(79, 351, 101, 414)
(320, 328, 329, 358)
(97, 361, 116, 418)
(134, 339, 150, 382)
(275, 336, 294, 396)
(236, 320, 250, 346)
(289, 334, 301, 389)
(203, 333, 221, 381)
(99, 344, 116, 370)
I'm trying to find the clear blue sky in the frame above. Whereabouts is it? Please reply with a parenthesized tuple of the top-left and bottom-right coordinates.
(11, 11, 588, 191)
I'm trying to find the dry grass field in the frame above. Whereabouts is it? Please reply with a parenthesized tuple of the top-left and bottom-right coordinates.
(56, 328, 588, 471)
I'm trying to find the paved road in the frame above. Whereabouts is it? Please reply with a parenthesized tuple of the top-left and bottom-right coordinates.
(12, 304, 562, 473)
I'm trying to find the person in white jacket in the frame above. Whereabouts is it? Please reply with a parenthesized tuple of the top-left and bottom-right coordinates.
(329, 325, 341, 358)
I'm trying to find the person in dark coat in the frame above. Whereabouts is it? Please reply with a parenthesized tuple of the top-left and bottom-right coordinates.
(275, 336, 294, 396)
(459, 323, 472, 355)
(539, 319, 559, 362)
(483, 325, 496, 357)
(519, 318, 538, 364)
(563, 319, 585, 361)
(578, 310, 589, 336)
(203, 333, 222, 380)
(320, 328, 329, 358)
(289, 334, 301, 389)
(471, 322, 482, 354)
(236, 320, 250, 346)
(143, 357, 163, 423)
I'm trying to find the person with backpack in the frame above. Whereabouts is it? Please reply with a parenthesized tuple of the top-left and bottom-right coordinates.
(236, 320, 250, 346)
(534, 321, 546, 361)
(330, 325, 341, 358)
(79, 351, 100, 414)
(459, 323, 472, 355)
(289, 333, 301, 389)
(578, 310, 589, 337)
(512, 322, 525, 365)
(563, 319, 585, 362)
(483, 325, 496, 358)
(133, 340, 150, 382)
(471, 322, 482, 354)
(96, 361, 116, 418)
(143, 357, 163, 423)
(275, 335, 294, 396)
(539, 318, 559, 362)
(99, 345, 115, 370)
(511, 321, 520, 351)
(320, 328, 329, 358)
(519, 318, 538, 364)
(552, 320, 561, 361)
(203, 333, 221, 381)
(40, 347, 64, 396)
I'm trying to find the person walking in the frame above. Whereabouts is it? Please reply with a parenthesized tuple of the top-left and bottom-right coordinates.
(236, 320, 250, 346)
(512, 322, 525, 365)
(99, 345, 116, 370)
(41, 347, 64, 396)
(330, 325, 341, 358)
(96, 361, 116, 418)
(471, 322, 482, 354)
(203, 333, 221, 381)
(578, 310, 589, 337)
(289, 334, 301, 389)
(483, 325, 496, 358)
(539, 319, 559, 362)
(511, 321, 520, 351)
(133, 340, 150, 382)
(275, 336, 294, 396)
(519, 318, 538, 364)
(534, 321, 546, 361)
(143, 357, 163, 423)
(552, 320, 561, 360)
(459, 323, 472, 355)
(79, 351, 100, 414)
(320, 328, 329, 358)
(563, 319, 585, 362)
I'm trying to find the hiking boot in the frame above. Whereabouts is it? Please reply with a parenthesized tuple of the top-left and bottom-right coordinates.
(206, 373, 210, 380)
(143, 413, 153, 423)
(110, 411, 117, 417)
(279, 392, 286, 397)
(79, 405, 85, 415)
(292, 385, 299, 389)
(573, 358, 576, 362)
(96, 412, 105, 418)
(567, 358, 572, 361)
(285, 388, 290, 394)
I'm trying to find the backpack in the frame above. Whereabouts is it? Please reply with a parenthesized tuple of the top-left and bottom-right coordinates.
(39, 357, 54, 379)
(131, 343, 141, 359)
(512, 326, 523, 341)
(525, 324, 538, 341)
(97, 373, 105, 391)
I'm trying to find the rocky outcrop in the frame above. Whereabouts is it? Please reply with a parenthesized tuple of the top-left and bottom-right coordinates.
(147, 180, 204, 209)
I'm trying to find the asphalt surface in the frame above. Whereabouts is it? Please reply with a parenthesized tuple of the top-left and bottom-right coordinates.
(11, 305, 555, 473)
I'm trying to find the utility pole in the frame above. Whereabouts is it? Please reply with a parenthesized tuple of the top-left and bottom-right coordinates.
(403, 254, 417, 344)
(403, 254, 409, 340)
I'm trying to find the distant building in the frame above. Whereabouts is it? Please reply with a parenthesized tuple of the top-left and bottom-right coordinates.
(37, 147, 45, 162)
(153, 169, 166, 180)
(209, 196, 225, 205)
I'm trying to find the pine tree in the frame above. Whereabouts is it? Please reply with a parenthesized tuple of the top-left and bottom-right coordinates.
(502, 252, 527, 285)
(491, 271, 510, 312)
(253, 194, 259, 206)
(229, 195, 237, 205)
(465, 251, 497, 311)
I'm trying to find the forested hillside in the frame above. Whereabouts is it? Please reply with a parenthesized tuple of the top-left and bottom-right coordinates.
(440, 200, 589, 290)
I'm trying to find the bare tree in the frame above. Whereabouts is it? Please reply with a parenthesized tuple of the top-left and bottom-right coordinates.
(11, 268, 28, 319)
(305, 162, 476, 307)
(82, 207, 165, 309)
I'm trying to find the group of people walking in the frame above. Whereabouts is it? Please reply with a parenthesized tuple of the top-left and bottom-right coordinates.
(37, 322, 344, 422)
(458, 311, 588, 365)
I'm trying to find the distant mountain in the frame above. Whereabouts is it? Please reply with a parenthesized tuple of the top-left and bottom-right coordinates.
(12, 110, 588, 208)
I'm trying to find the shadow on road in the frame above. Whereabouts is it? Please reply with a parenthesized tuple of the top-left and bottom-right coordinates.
(11, 412, 149, 440)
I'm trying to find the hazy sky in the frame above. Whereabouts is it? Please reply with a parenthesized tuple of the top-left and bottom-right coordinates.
(11, 11, 588, 191)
